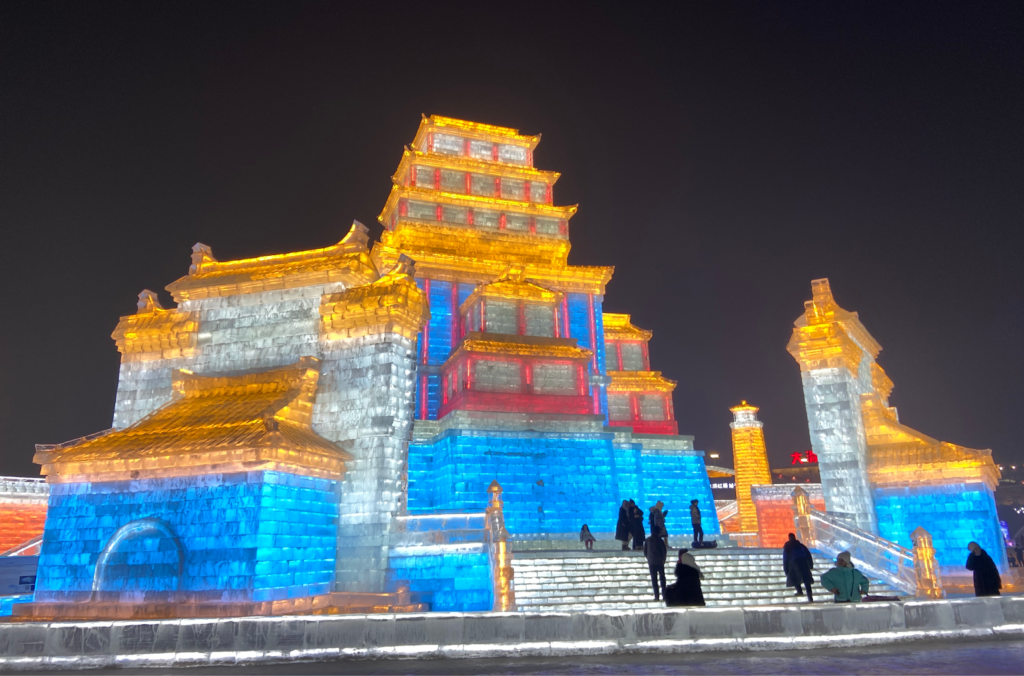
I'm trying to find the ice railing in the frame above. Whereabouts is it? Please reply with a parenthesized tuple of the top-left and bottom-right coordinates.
(393, 482, 517, 611)
(715, 500, 738, 523)
(791, 487, 930, 596)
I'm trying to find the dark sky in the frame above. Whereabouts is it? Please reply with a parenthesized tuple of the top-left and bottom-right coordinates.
(2, 2, 1022, 477)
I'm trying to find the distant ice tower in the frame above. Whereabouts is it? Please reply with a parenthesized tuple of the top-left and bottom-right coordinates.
(729, 401, 771, 533)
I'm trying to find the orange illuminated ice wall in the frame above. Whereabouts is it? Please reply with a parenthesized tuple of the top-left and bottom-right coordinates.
(0, 477, 48, 555)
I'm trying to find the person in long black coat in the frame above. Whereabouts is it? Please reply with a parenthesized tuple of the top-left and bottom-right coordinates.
(782, 533, 815, 602)
(966, 541, 1002, 597)
(615, 500, 631, 550)
(664, 549, 705, 607)
(630, 500, 646, 551)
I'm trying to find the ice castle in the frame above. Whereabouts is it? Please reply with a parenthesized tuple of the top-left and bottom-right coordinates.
(19, 116, 718, 618)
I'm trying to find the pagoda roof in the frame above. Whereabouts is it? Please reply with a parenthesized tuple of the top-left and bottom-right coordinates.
(111, 290, 198, 358)
(460, 267, 562, 312)
(789, 278, 882, 361)
(607, 370, 677, 393)
(449, 332, 592, 362)
(603, 313, 653, 342)
(373, 232, 613, 294)
(34, 357, 351, 483)
(413, 115, 541, 151)
(863, 395, 999, 490)
(393, 148, 560, 184)
(378, 185, 578, 225)
(167, 222, 379, 302)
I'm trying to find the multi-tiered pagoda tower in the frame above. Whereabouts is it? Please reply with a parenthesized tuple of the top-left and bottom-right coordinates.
(383, 116, 716, 538)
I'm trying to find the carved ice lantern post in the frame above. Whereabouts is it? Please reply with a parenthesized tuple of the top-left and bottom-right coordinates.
(791, 486, 814, 545)
(486, 480, 516, 611)
(911, 526, 945, 599)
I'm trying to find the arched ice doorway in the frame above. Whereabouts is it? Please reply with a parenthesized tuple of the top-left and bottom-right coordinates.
(91, 518, 185, 603)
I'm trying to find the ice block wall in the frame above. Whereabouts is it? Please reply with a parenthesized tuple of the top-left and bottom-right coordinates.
(36, 471, 338, 603)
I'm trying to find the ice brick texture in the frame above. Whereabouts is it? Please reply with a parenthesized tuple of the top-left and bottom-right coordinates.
(388, 548, 491, 611)
(751, 484, 826, 548)
(407, 431, 717, 537)
(35, 471, 338, 603)
(874, 483, 1007, 573)
(111, 282, 419, 593)
(796, 365, 878, 532)
(414, 287, 607, 420)
(319, 333, 418, 592)
(0, 477, 49, 553)
(112, 285, 334, 429)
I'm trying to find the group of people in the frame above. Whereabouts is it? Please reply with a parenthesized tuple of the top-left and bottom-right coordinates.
(781, 534, 1005, 602)
(611, 498, 705, 552)
(584, 507, 1007, 605)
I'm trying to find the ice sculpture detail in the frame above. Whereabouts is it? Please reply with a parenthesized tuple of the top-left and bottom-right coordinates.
(788, 278, 1006, 573)
(729, 402, 772, 533)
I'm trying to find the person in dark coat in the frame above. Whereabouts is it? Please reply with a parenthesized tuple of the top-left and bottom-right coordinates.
(782, 533, 815, 602)
(643, 534, 668, 600)
(649, 501, 669, 550)
(630, 500, 646, 551)
(664, 549, 705, 606)
(689, 500, 703, 544)
(966, 541, 1002, 597)
(615, 500, 631, 550)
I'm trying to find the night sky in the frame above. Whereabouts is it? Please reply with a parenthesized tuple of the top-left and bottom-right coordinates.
(2, 3, 1022, 478)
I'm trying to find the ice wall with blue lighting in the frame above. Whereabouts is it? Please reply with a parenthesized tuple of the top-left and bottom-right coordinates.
(387, 513, 493, 611)
(408, 429, 718, 537)
(35, 471, 338, 603)
(874, 483, 1007, 572)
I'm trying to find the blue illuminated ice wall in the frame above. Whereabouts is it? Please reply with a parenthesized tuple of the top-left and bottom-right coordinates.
(35, 471, 338, 603)
(413, 283, 609, 421)
(408, 431, 718, 537)
(387, 514, 492, 611)
(874, 483, 1008, 572)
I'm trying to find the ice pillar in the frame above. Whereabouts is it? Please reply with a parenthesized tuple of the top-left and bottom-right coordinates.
(317, 256, 429, 592)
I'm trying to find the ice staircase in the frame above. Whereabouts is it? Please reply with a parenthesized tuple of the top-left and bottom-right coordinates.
(512, 547, 908, 612)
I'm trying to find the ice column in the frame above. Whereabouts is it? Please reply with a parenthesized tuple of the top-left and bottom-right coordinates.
(317, 256, 428, 592)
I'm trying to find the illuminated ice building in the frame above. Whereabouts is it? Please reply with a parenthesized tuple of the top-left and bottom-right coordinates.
(18, 116, 717, 618)
(787, 279, 1007, 575)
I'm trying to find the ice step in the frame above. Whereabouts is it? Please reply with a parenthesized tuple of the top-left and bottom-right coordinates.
(510, 547, 908, 611)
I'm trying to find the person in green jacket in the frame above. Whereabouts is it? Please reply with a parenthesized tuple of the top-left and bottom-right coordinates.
(820, 551, 870, 602)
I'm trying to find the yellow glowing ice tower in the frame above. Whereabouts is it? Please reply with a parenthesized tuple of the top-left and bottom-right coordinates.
(730, 401, 772, 533)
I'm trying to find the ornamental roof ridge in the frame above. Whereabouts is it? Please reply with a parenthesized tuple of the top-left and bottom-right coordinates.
(166, 221, 379, 301)
(414, 114, 541, 149)
(602, 313, 653, 341)
(34, 357, 351, 483)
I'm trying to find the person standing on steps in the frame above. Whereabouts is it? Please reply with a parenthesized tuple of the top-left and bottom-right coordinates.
(782, 532, 815, 602)
(630, 500, 646, 551)
(689, 499, 703, 545)
(966, 541, 1002, 597)
(616, 500, 631, 551)
(820, 551, 869, 603)
(664, 549, 705, 606)
(580, 524, 596, 550)
(643, 532, 668, 601)
(649, 501, 669, 550)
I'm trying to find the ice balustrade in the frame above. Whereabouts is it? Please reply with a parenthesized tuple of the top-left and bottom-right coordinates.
(791, 487, 943, 598)
(715, 499, 738, 523)
(387, 481, 516, 612)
